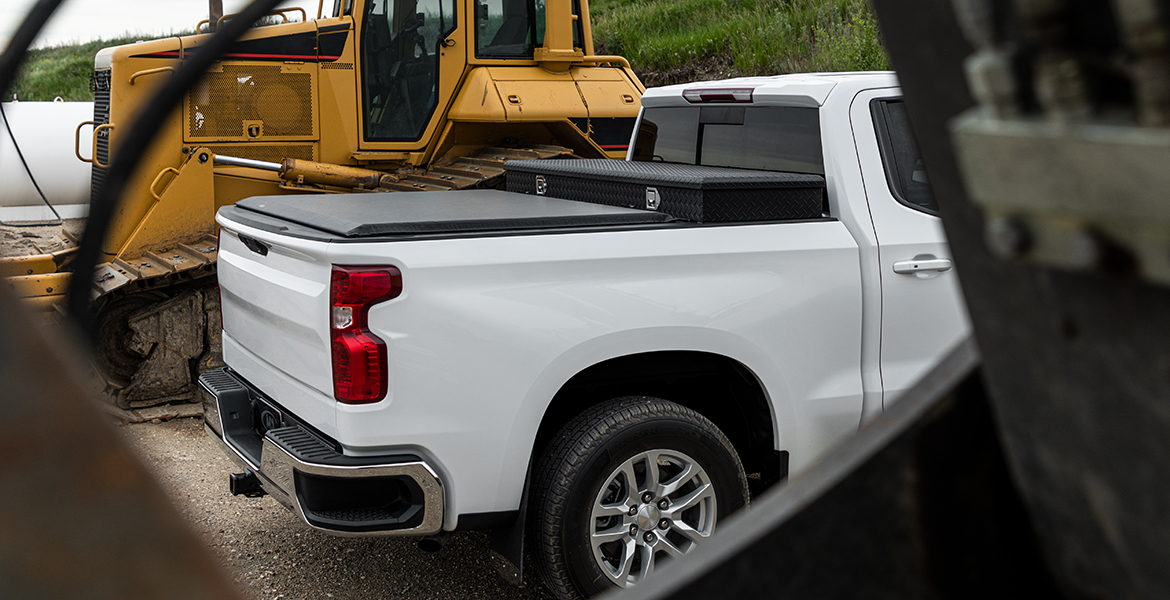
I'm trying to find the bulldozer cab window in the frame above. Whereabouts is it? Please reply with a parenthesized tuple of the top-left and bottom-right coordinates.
(476, 0, 539, 58)
(333, 0, 355, 16)
(360, 0, 456, 141)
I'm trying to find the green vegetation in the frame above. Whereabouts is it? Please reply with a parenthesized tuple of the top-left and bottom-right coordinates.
(9, 36, 149, 101)
(590, 0, 888, 83)
(10, 0, 887, 100)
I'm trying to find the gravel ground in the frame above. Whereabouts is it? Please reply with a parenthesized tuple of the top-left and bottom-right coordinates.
(119, 417, 555, 600)
(0, 219, 83, 258)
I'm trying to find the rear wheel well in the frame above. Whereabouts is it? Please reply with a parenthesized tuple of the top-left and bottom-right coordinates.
(532, 351, 786, 495)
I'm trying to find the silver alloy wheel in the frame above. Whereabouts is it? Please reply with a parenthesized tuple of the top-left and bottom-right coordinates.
(589, 448, 717, 587)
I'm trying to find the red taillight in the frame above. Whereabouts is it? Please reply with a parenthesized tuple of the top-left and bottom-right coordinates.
(682, 88, 755, 104)
(330, 265, 402, 404)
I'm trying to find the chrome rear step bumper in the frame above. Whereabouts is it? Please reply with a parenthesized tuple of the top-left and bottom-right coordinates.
(199, 368, 444, 537)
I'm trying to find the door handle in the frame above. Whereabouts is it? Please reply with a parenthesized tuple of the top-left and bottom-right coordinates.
(893, 256, 952, 274)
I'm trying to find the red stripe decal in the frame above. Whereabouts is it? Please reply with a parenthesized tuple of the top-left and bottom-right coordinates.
(600, 145, 629, 150)
(140, 51, 341, 61)
(221, 53, 320, 59)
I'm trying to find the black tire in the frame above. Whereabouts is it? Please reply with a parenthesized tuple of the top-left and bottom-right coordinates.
(531, 396, 749, 599)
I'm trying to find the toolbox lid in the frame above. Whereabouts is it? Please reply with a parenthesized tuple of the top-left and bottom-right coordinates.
(503, 159, 826, 190)
(232, 189, 673, 238)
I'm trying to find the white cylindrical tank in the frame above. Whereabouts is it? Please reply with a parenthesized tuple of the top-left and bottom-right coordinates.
(0, 101, 93, 220)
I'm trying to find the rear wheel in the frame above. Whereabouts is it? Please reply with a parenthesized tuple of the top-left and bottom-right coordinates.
(531, 396, 749, 599)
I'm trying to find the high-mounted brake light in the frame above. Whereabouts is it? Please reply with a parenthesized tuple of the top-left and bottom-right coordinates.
(330, 265, 402, 404)
(682, 88, 755, 104)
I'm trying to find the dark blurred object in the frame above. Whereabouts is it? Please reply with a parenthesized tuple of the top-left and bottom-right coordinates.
(875, 0, 1170, 597)
(0, 0, 275, 598)
(0, 283, 245, 599)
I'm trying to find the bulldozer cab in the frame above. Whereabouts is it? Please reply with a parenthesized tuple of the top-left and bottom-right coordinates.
(356, 0, 591, 145)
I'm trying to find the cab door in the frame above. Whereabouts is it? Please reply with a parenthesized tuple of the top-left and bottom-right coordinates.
(356, 0, 464, 147)
(849, 88, 971, 408)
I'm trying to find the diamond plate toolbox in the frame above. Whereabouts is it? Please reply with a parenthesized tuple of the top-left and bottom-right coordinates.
(505, 159, 825, 223)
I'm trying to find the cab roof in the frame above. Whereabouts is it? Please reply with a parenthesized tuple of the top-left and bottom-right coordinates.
(640, 71, 899, 109)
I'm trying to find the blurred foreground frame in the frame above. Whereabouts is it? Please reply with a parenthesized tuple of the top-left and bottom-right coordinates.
(0, 283, 245, 599)
(6, 0, 1170, 598)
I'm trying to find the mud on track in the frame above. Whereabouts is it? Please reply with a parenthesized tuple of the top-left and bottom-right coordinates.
(0, 219, 83, 258)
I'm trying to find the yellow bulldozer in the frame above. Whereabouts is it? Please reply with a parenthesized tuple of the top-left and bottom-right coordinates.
(0, 0, 643, 408)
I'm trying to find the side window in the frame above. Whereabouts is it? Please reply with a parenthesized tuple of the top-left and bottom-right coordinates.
(536, 0, 547, 48)
(477, 0, 536, 58)
(419, 0, 457, 43)
(570, 0, 581, 49)
(871, 99, 938, 215)
(632, 107, 699, 164)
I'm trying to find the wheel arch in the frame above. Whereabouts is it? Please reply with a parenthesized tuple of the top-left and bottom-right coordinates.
(532, 349, 787, 491)
(487, 331, 791, 582)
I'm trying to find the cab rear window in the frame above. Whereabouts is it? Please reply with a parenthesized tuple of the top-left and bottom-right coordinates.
(632, 106, 824, 175)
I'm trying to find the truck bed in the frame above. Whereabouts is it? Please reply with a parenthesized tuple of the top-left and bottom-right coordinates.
(220, 189, 675, 241)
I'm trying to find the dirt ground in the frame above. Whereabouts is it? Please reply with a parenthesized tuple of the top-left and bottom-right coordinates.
(119, 417, 555, 600)
(0, 219, 83, 258)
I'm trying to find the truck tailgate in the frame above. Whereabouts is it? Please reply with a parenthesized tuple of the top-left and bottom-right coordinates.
(216, 223, 335, 425)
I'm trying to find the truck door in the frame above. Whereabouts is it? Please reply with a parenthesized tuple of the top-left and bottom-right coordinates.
(849, 88, 971, 408)
(358, 0, 461, 144)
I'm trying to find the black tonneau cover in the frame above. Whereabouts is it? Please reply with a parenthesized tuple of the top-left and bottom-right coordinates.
(231, 189, 674, 238)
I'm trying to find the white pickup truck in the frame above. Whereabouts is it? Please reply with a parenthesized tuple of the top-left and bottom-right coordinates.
(201, 72, 969, 599)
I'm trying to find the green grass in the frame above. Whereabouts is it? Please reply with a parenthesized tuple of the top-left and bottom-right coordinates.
(590, 0, 888, 79)
(9, 35, 152, 101)
(9, 0, 887, 100)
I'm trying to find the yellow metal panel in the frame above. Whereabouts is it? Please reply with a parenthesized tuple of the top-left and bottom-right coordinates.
(490, 68, 588, 121)
(486, 66, 574, 82)
(105, 38, 187, 258)
(446, 68, 507, 122)
(0, 254, 59, 278)
(210, 172, 284, 212)
(316, 16, 360, 165)
(574, 69, 642, 119)
(206, 143, 316, 163)
(6, 273, 70, 299)
(574, 67, 628, 82)
(23, 293, 66, 315)
(117, 150, 216, 258)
